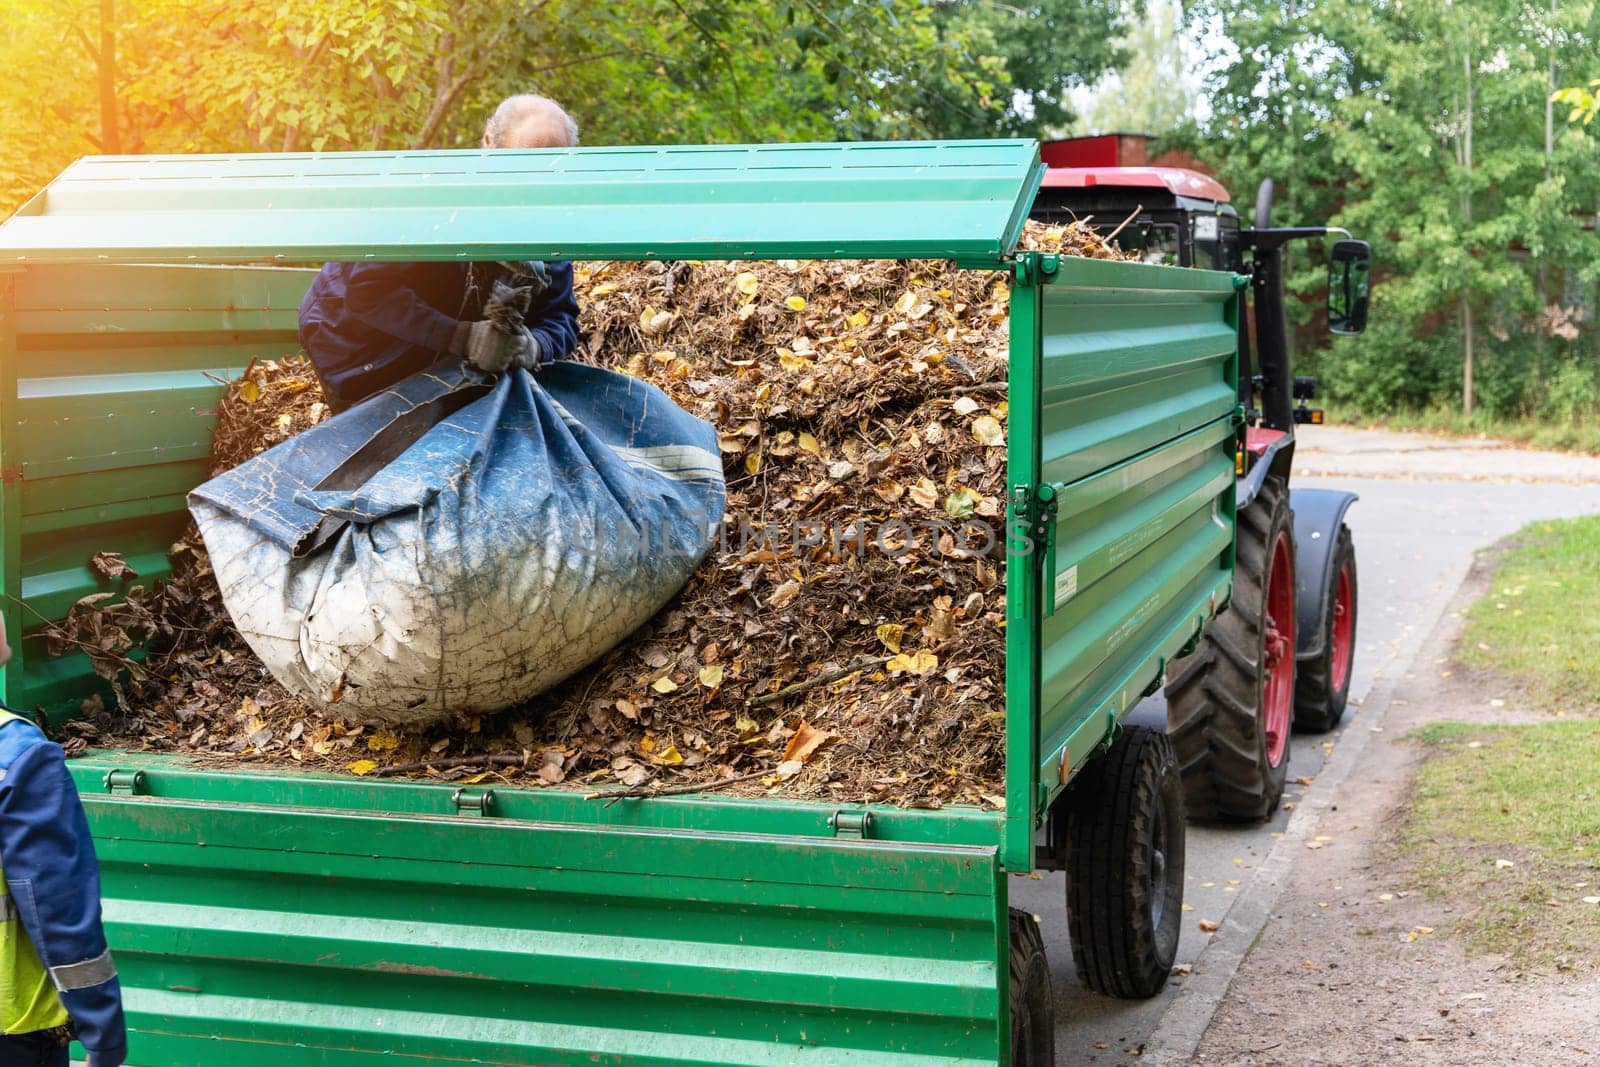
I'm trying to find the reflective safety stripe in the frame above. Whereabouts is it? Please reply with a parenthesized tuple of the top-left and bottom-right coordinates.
(49, 948, 116, 992)
(0, 894, 15, 922)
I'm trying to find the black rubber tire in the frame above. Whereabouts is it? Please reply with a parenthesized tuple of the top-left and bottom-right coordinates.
(1007, 909, 1054, 1067)
(1294, 523, 1358, 733)
(1063, 725, 1186, 999)
(1164, 475, 1294, 821)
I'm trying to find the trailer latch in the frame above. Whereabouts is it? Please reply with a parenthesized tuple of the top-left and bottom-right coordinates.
(452, 788, 496, 817)
(828, 811, 873, 839)
(103, 769, 147, 796)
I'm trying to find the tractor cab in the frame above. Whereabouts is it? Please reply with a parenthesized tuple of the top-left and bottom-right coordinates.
(1031, 161, 1372, 439)
(1032, 165, 1242, 272)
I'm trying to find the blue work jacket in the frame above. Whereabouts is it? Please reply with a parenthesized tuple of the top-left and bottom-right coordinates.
(0, 711, 125, 1065)
(298, 261, 581, 408)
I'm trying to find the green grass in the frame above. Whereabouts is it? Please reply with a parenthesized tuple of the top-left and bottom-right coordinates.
(1458, 516, 1600, 709)
(1405, 721, 1600, 968)
(1324, 402, 1600, 455)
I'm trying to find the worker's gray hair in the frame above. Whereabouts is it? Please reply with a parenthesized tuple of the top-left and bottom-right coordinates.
(483, 94, 580, 148)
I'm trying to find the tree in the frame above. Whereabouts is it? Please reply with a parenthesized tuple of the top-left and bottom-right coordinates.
(1073, 0, 1197, 136)
(914, 0, 1136, 138)
(0, 0, 1034, 219)
(1182, 0, 1600, 421)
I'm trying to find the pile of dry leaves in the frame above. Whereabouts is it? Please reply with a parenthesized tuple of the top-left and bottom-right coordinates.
(55, 221, 1128, 806)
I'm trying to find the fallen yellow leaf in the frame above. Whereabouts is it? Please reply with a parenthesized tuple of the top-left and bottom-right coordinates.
(735, 272, 760, 296)
(785, 295, 808, 311)
(745, 452, 762, 476)
(971, 415, 1005, 446)
(847, 310, 870, 328)
(348, 759, 378, 776)
(782, 720, 837, 764)
(651, 676, 679, 694)
(367, 731, 400, 752)
(239, 379, 262, 403)
(876, 623, 906, 653)
(798, 431, 820, 455)
(698, 664, 725, 689)
(887, 650, 938, 675)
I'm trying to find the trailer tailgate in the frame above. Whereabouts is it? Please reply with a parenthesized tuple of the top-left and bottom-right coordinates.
(72, 761, 1007, 1066)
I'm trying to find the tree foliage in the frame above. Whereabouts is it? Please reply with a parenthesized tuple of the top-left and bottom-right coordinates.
(1072, 0, 1196, 137)
(917, 0, 1135, 138)
(1182, 0, 1600, 422)
(0, 0, 1133, 218)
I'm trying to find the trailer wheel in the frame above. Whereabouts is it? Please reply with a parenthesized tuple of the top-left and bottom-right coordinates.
(1063, 725, 1186, 999)
(1294, 523, 1357, 733)
(1007, 909, 1054, 1066)
(1165, 475, 1295, 821)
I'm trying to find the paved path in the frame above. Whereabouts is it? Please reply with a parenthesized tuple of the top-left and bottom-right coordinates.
(1012, 425, 1600, 1064)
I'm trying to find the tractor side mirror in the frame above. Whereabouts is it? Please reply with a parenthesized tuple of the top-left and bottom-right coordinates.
(1327, 239, 1372, 335)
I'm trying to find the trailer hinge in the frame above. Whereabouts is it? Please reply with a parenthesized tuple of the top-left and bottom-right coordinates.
(452, 788, 496, 817)
(103, 769, 147, 796)
(1012, 483, 1061, 617)
(828, 811, 873, 839)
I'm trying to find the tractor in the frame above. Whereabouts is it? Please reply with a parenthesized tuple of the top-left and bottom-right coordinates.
(1033, 157, 1372, 821)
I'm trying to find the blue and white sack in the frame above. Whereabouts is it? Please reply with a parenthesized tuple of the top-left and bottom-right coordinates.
(190, 360, 725, 726)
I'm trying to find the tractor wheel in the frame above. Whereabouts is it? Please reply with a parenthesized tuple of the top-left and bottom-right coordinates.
(1165, 475, 1296, 821)
(1063, 725, 1186, 999)
(1294, 523, 1358, 733)
(1007, 909, 1054, 1067)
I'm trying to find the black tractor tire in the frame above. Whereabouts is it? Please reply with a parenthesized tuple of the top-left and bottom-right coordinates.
(1294, 523, 1358, 733)
(1063, 725, 1186, 999)
(1164, 475, 1295, 821)
(1007, 909, 1054, 1067)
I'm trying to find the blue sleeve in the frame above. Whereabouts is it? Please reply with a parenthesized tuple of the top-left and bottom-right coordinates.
(0, 738, 126, 1067)
(523, 262, 581, 363)
(342, 263, 463, 354)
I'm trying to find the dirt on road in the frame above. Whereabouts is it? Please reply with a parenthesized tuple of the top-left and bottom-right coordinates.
(1192, 557, 1600, 1067)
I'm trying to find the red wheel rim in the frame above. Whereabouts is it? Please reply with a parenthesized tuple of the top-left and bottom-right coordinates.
(1262, 533, 1295, 767)
(1329, 563, 1354, 694)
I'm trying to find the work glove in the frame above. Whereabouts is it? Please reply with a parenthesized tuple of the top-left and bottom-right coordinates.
(451, 319, 542, 373)
(450, 280, 546, 373)
(497, 260, 552, 295)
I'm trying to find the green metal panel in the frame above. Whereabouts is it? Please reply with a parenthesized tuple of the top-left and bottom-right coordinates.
(0, 142, 1046, 267)
(69, 759, 1007, 1066)
(0, 263, 310, 713)
(1001, 254, 1240, 846)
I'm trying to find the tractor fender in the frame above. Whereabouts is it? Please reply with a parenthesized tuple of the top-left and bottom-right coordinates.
(1237, 430, 1296, 511)
(1290, 487, 1358, 659)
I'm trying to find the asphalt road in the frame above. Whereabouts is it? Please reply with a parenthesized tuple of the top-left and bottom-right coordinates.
(1011, 425, 1600, 1065)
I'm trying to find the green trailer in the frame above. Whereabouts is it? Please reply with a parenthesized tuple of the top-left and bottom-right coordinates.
(0, 140, 1241, 1065)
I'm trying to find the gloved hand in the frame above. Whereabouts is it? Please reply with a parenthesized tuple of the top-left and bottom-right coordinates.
(497, 260, 552, 295)
(450, 319, 542, 373)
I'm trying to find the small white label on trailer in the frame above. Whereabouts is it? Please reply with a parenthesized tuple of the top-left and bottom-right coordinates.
(1054, 564, 1079, 608)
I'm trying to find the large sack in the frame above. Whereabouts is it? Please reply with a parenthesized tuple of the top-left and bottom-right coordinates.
(190, 360, 725, 726)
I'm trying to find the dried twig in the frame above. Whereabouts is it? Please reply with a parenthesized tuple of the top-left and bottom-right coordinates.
(585, 770, 768, 802)
(1105, 204, 1144, 244)
(747, 657, 893, 708)
(371, 754, 524, 778)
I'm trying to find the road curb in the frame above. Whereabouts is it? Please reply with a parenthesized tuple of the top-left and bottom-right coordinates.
(1140, 552, 1482, 1064)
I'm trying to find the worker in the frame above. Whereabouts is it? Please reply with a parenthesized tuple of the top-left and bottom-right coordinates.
(0, 614, 126, 1067)
(298, 94, 583, 411)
